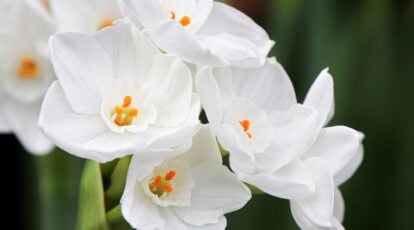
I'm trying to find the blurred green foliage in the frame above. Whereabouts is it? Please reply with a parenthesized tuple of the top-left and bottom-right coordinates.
(227, 0, 414, 229)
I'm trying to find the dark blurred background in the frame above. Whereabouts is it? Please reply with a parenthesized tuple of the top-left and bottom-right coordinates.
(4, 0, 414, 229)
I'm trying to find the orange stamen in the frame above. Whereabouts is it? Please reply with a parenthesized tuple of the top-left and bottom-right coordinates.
(123, 96, 132, 108)
(18, 57, 38, 78)
(163, 185, 173, 193)
(150, 176, 162, 189)
(180, 16, 191, 27)
(165, 170, 176, 181)
(239, 120, 250, 132)
(115, 106, 123, 116)
(128, 109, 138, 117)
(239, 120, 253, 139)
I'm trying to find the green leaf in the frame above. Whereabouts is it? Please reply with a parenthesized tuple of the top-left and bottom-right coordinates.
(76, 160, 110, 230)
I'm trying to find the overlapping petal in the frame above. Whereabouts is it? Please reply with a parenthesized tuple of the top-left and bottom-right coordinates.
(290, 158, 335, 229)
(303, 126, 364, 185)
(304, 69, 335, 129)
(49, 32, 113, 114)
(241, 159, 315, 199)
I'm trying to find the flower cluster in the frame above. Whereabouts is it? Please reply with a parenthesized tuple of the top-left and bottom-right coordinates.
(0, 0, 364, 229)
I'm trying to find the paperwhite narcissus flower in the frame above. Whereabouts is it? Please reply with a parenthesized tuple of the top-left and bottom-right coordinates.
(121, 126, 251, 230)
(0, 0, 54, 154)
(49, 0, 121, 34)
(39, 24, 201, 163)
(196, 60, 364, 229)
(120, 0, 274, 68)
(196, 58, 319, 198)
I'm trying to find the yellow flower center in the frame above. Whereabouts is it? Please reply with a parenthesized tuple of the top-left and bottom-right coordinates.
(112, 96, 139, 126)
(149, 170, 176, 199)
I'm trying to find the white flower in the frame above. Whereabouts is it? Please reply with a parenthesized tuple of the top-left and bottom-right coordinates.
(39, 23, 200, 163)
(0, 0, 55, 154)
(121, 126, 251, 230)
(196, 58, 318, 198)
(49, 0, 121, 34)
(120, 0, 274, 67)
(196, 60, 364, 229)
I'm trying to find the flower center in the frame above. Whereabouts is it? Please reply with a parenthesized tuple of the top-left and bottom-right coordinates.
(239, 119, 252, 139)
(97, 19, 113, 30)
(17, 57, 38, 79)
(149, 170, 176, 199)
(112, 96, 139, 126)
(170, 11, 191, 27)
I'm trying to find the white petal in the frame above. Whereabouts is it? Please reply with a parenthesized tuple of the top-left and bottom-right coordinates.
(49, 32, 113, 114)
(333, 188, 345, 223)
(291, 203, 344, 230)
(195, 67, 224, 124)
(145, 20, 227, 66)
(229, 59, 297, 112)
(304, 68, 335, 128)
(174, 163, 250, 226)
(39, 81, 135, 162)
(227, 144, 257, 174)
(121, 0, 165, 27)
(215, 123, 256, 173)
(2, 97, 53, 155)
(150, 56, 193, 127)
(0, 115, 11, 132)
(93, 23, 159, 80)
(335, 142, 363, 186)
(330, 217, 345, 230)
(131, 26, 160, 78)
(161, 208, 227, 230)
(127, 141, 192, 185)
(93, 24, 136, 79)
(240, 159, 315, 199)
(174, 125, 222, 167)
(255, 105, 318, 172)
(303, 126, 364, 185)
(0, 92, 11, 133)
(196, 33, 264, 68)
(210, 67, 236, 106)
(290, 158, 335, 228)
(135, 94, 201, 151)
(197, 2, 273, 67)
(121, 179, 164, 229)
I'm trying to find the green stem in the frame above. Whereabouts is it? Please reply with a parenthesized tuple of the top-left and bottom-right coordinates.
(107, 205, 132, 230)
(35, 149, 83, 230)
